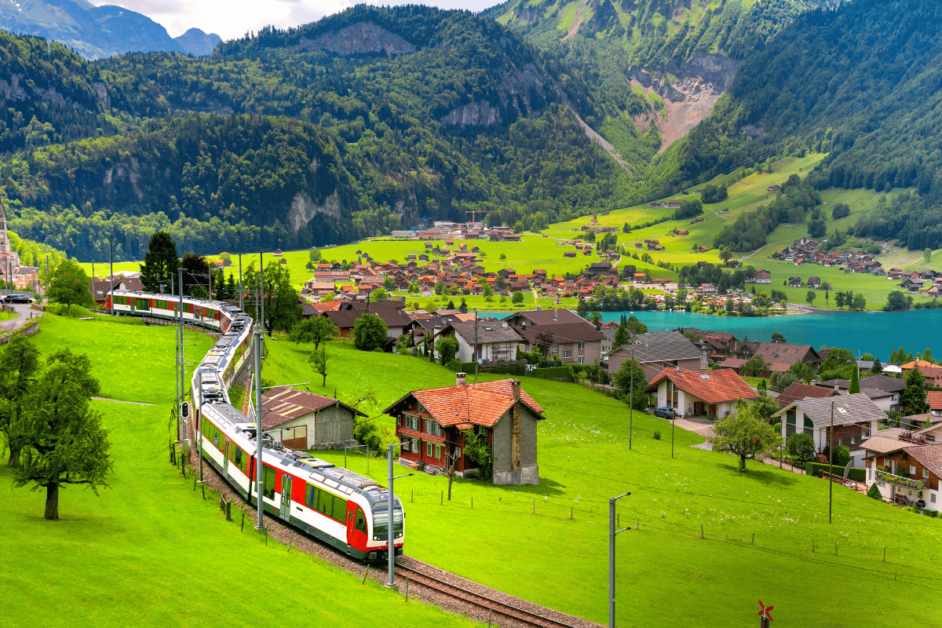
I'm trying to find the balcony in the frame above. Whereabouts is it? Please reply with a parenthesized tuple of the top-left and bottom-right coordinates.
(875, 469, 928, 491)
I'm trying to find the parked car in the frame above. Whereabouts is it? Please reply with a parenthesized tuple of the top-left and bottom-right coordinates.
(653, 407, 676, 419)
(1, 294, 32, 304)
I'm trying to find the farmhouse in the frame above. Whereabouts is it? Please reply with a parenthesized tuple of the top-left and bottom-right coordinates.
(774, 393, 886, 467)
(260, 387, 363, 450)
(385, 375, 546, 485)
(645, 367, 758, 419)
(861, 431, 941, 508)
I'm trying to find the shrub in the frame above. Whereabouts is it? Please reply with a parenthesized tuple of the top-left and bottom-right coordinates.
(924, 509, 938, 518)
(653, 430, 661, 440)
(833, 445, 851, 467)
(445, 359, 462, 372)
(787, 433, 815, 461)
(866, 483, 883, 500)
(436, 336, 459, 365)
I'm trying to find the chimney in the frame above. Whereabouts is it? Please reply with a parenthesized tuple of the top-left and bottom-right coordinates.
(502, 322, 508, 329)
(511, 379, 521, 400)
(456, 372, 466, 386)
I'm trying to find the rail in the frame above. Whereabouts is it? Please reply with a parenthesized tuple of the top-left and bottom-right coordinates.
(394, 560, 590, 628)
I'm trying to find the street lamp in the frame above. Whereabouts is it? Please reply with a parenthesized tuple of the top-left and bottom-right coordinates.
(386, 442, 412, 588)
(609, 491, 632, 628)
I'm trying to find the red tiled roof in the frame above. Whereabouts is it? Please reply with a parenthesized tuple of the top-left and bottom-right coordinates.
(385, 379, 544, 429)
(928, 391, 942, 411)
(645, 368, 759, 404)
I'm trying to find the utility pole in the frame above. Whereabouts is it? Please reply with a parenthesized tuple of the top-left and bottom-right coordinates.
(629, 347, 634, 450)
(829, 399, 834, 524)
(178, 267, 186, 438)
(609, 491, 632, 628)
(109, 226, 114, 317)
(255, 329, 264, 530)
(238, 254, 243, 311)
(474, 310, 479, 382)
(386, 442, 411, 588)
(198, 378, 204, 482)
(259, 252, 265, 346)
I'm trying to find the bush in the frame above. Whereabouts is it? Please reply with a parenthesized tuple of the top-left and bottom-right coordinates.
(653, 430, 661, 440)
(833, 445, 851, 467)
(787, 433, 815, 461)
(866, 483, 883, 500)
(530, 367, 572, 380)
(924, 509, 938, 518)
(445, 359, 462, 372)
(436, 336, 459, 365)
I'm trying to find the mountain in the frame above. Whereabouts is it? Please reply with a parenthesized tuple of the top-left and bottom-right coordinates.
(0, 0, 186, 59)
(0, 6, 624, 259)
(484, 0, 845, 156)
(174, 28, 221, 57)
(646, 0, 942, 250)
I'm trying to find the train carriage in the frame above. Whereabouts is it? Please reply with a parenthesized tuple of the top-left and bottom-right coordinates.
(110, 288, 404, 562)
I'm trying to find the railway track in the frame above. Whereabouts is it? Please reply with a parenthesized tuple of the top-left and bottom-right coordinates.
(394, 560, 591, 628)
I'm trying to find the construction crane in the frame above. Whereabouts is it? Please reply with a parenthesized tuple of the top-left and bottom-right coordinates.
(464, 209, 500, 230)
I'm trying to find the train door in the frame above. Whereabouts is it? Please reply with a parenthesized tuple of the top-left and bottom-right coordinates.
(223, 438, 230, 476)
(346, 503, 367, 550)
(279, 474, 292, 521)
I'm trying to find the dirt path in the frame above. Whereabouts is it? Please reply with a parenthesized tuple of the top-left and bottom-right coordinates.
(563, 0, 589, 41)
(91, 397, 155, 406)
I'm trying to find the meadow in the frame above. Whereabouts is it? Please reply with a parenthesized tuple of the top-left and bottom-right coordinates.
(0, 315, 477, 628)
(263, 337, 942, 628)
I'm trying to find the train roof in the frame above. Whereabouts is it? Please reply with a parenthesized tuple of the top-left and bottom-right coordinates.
(112, 289, 233, 312)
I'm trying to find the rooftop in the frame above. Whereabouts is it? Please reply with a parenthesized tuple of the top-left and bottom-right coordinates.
(778, 393, 886, 427)
(645, 368, 759, 405)
(260, 386, 366, 430)
(384, 379, 544, 428)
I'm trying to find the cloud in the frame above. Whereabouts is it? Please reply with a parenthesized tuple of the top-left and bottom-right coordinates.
(89, 0, 503, 41)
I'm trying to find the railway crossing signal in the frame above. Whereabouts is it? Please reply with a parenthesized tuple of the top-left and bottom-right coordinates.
(758, 600, 774, 627)
(181, 402, 189, 418)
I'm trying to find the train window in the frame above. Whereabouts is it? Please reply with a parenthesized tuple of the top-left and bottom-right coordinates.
(263, 467, 276, 500)
(332, 495, 348, 522)
(355, 509, 367, 533)
(305, 484, 316, 509)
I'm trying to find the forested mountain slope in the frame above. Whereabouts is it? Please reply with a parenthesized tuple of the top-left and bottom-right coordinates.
(646, 0, 942, 249)
(0, 6, 623, 259)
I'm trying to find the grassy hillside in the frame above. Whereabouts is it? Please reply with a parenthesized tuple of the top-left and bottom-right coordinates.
(0, 315, 475, 628)
(262, 335, 942, 627)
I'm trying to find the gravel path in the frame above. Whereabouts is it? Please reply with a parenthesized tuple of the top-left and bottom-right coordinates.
(92, 397, 155, 406)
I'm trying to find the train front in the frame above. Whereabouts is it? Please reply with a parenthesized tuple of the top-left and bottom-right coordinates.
(365, 493, 404, 562)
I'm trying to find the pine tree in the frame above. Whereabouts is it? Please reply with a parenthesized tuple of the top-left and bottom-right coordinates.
(139, 231, 179, 293)
(849, 366, 860, 394)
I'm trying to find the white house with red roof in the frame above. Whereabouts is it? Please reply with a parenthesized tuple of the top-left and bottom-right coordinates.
(645, 367, 759, 419)
(384, 374, 545, 485)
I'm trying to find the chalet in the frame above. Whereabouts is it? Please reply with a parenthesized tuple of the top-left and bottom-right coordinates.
(736, 341, 823, 367)
(645, 367, 758, 419)
(754, 269, 772, 284)
(807, 277, 822, 289)
(775, 383, 841, 408)
(386, 376, 546, 485)
(861, 432, 941, 508)
(607, 331, 706, 381)
(587, 260, 613, 275)
(767, 185, 780, 192)
(788, 277, 802, 287)
(514, 321, 607, 366)
(260, 386, 363, 449)
(304, 281, 336, 296)
(434, 320, 523, 365)
(322, 302, 415, 342)
(697, 283, 716, 296)
(89, 275, 144, 307)
(774, 393, 886, 467)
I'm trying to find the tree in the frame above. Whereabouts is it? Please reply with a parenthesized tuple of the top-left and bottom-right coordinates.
(818, 348, 856, 381)
(12, 349, 110, 520)
(788, 360, 815, 384)
(866, 483, 883, 500)
(288, 316, 338, 349)
(806, 290, 817, 306)
(48, 260, 93, 314)
(719, 247, 734, 265)
(353, 313, 387, 351)
(850, 293, 866, 311)
(899, 367, 929, 415)
(883, 291, 913, 312)
(436, 336, 459, 365)
(871, 359, 883, 374)
(613, 319, 631, 348)
(770, 332, 786, 344)
(849, 366, 860, 394)
(709, 402, 779, 471)
(245, 262, 303, 336)
(511, 291, 524, 305)
(614, 357, 647, 411)
(482, 283, 493, 299)
(310, 346, 329, 386)
(462, 428, 493, 481)
(741, 354, 770, 377)
(459, 298, 468, 314)
(834, 291, 845, 309)
(920, 348, 936, 364)
(787, 433, 815, 463)
(625, 315, 648, 334)
(383, 276, 395, 290)
(808, 219, 826, 238)
(0, 334, 40, 467)
(924, 248, 932, 264)
(576, 299, 589, 318)
(434, 280, 444, 295)
(139, 231, 179, 293)
(832, 445, 851, 468)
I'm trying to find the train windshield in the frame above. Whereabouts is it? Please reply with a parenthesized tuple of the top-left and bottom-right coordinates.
(371, 500, 404, 538)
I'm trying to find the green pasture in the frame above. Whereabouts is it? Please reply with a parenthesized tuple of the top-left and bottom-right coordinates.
(0, 315, 477, 628)
(0, 310, 16, 321)
(262, 337, 942, 628)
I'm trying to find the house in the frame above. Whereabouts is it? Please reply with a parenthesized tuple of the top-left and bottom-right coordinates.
(503, 309, 587, 328)
(736, 342, 823, 367)
(434, 320, 523, 365)
(788, 277, 802, 287)
(767, 185, 780, 192)
(901, 360, 942, 387)
(385, 375, 546, 485)
(697, 283, 716, 296)
(807, 277, 821, 289)
(607, 331, 706, 381)
(645, 367, 759, 419)
(322, 302, 415, 342)
(753, 269, 772, 284)
(304, 281, 336, 296)
(929, 391, 942, 418)
(89, 275, 144, 307)
(514, 322, 607, 366)
(775, 383, 841, 408)
(818, 375, 906, 412)
(260, 386, 364, 449)
(774, 394, 886, 467)
(861, 432, 941, 508)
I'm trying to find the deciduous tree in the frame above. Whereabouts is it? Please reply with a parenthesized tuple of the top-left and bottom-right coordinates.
(310, 346, 329, 386)
(710, 402, 779, 471)
(353, 313, 387, 351)
(288, 316, 338, 349)
(48, 260, 93, 314)
(0, 334, 40, 467)
(614, 356, 647, 410)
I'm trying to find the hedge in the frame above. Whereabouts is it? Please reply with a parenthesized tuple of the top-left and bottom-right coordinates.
(806, 463, 866, 483)
(530, 367, 572, 380)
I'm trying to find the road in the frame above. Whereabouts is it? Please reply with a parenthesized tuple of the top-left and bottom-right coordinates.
(0, 301, 38, 333)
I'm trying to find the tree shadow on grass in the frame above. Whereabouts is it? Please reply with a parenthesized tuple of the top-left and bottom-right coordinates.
(717, 460, 800, 487)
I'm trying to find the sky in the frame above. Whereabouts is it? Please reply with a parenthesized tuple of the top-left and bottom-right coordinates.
(88, 0, 507, 40)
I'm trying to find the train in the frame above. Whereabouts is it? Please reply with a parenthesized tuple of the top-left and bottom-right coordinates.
(108, 290, 404, 562)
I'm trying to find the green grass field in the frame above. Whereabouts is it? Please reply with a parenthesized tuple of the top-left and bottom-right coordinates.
(263, 337, 942, 628)
(0, 310, 16, 321)
(0, 316, 476, 628)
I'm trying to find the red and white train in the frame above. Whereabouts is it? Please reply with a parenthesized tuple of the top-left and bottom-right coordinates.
(109, 290, 404, 562)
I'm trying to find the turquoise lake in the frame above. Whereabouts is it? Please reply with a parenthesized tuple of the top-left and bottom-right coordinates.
(484, 309, 942, 361)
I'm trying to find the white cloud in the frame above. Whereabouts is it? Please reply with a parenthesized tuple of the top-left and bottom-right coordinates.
(88, 0, 504, 41)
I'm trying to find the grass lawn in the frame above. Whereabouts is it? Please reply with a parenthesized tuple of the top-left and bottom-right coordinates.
(0, 310, 16, 321)
(263, 338, 942, 628)
(0, 316, 476, 628)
